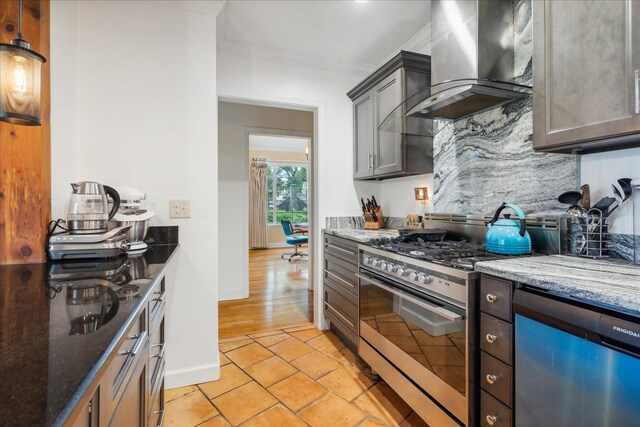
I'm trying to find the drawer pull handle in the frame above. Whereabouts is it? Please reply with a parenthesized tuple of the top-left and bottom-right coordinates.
(154, 408, 165, 427)
(486, 374, 498, 384)
(325, 302, 356, 328)
(326, 271, 356, 288)
(486, 415, 498, 425)
(485, 333, 497, 344)
(326, 243, 356, 257)
(151, 342, 166, 359)
(153, 290, 166, 303)
(486, 293, 497, 303)
(121, 331, 147, 357)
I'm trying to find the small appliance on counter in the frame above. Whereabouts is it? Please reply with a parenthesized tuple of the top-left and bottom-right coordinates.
(67, 181, 120, 234)
(110, 186, 155, 253)
(485, 202, 532, 255)
(47, 226, 132, 261)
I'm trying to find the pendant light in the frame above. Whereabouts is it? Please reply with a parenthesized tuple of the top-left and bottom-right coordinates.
(0, 0, 47, 126)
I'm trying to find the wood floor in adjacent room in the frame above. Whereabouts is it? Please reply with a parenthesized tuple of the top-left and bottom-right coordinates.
(218, 248, 313, 338)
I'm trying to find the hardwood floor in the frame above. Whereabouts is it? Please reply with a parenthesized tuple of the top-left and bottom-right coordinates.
(218, 248, 313, 338)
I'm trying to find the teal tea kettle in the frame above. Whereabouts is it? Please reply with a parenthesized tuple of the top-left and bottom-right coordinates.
(485, 203, 532, 255)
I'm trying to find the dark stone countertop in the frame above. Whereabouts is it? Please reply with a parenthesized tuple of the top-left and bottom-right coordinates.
(476, 254, 640, 315)
(0, 244, 178, 426)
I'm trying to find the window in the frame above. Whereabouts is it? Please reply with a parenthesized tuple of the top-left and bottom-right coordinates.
(267, 163, 308, 225)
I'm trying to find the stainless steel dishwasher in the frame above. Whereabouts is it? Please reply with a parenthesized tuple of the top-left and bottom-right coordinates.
(513, 288, 640, 427)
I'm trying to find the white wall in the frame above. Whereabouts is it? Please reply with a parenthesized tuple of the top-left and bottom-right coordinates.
(218, 102, 313, 300)
(581, 147, 640, 235)
(50, 0, 222, 388)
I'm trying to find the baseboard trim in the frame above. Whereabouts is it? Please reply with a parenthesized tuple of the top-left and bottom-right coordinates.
(219, 289, 247, 301)
(165, 362, 220, 389)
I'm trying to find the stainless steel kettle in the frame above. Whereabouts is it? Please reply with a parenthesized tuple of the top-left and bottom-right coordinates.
(66, 182, 120, 234)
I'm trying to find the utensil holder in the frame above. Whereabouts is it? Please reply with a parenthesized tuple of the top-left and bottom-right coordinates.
(577, 208, 609, 258)
(364, 207, 385, 229)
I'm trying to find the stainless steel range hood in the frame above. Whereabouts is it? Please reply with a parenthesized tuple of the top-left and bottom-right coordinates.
(406, 0, 532, 121)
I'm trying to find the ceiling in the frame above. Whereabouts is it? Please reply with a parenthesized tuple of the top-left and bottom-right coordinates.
(217, 0, 431, 74)
(249, 135, 309, 153)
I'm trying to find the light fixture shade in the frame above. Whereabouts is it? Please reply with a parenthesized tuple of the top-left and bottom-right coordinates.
(0, 43, 46, 126)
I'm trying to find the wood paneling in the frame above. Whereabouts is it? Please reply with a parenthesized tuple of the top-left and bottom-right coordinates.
(0, 0, 51, 264)
(219, 248, 313, 338)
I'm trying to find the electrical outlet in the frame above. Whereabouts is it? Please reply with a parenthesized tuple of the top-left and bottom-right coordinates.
(170, 199, 191, 218)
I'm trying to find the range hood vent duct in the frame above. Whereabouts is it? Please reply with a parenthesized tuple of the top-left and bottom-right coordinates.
(383, 0, 532, 130)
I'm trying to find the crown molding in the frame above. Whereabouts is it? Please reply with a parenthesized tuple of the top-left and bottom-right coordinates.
(217, 39, 376, 77)
(154, 0, 227, 16)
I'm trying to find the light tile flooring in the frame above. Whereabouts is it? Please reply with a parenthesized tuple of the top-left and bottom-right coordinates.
(165, 324, 429, 427)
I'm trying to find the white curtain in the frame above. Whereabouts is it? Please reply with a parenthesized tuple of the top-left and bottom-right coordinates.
(249, 160, 268, 248)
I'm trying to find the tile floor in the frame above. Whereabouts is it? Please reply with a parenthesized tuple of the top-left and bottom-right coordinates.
(165, 324, 429, 427)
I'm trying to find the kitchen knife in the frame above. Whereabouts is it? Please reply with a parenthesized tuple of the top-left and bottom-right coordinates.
(372, 195, 378, 207)
(360, 198, 367, 213)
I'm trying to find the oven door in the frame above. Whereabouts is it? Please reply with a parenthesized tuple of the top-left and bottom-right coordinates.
(358, 268, 468, 423)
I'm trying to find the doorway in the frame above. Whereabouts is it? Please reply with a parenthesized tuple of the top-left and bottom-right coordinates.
(217, 102, 315, 338)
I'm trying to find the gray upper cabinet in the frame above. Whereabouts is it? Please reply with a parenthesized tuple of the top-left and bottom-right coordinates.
(374, 69, 404, 176)
(533, 0, 640, 153)
(353, 91, 375, 179)
(348, 51, 432, 180)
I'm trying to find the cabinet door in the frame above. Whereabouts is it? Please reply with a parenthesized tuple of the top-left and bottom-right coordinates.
(533, 0, 640, 149)
(72, 388, 100, 427)
(374, 69, 404, 176)
(353, 91, 375, 179)
(109, 343, 148, 427)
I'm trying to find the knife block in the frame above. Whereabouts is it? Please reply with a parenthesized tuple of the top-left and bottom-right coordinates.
(364, 207, 385, 229)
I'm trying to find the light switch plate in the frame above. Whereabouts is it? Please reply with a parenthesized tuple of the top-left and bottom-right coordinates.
(169, 199, 191, 218)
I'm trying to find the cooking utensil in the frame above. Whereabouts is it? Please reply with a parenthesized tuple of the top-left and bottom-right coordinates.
(618, 178, 633, 201)
(360, 198, 367, 213)
(558, 191, 582, 206)
(372, 195, 378, 207)
(592, 196, 616, 212)
(485, 202, 532, 255)
(580, 184, 590, 209)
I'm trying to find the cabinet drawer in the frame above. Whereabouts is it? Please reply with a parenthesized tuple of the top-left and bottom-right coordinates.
(480, 313, 513, 365)
(149, 278, 166, 328)
(324, 283, 358, 334)
(108, 310, 147, 403)
(324, 235, 358, 263)
(326, 310, 358, 351)
(480, 351, 513, 407)
(480, 390, 512, 427)
(324, 254, 358, 296)
(149, 316, 165, 392)
(148, 378, 165, 427)
(480, 276, 513, 322)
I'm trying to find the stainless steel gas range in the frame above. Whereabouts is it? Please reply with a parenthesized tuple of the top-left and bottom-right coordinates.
(356, 214, 566, 427)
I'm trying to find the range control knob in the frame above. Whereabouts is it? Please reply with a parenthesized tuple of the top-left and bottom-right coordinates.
(372, 258, 381, 267)
(387, 263, 397, 272)
(397, 267, 408, 276)
(379, 262, 388, 270)
(365, 256, 373, 265)
(409, 271, 420, 281)
(419, 274, 432, 284)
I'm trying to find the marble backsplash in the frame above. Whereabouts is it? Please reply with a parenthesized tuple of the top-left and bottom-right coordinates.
(432, 0, 579, 216)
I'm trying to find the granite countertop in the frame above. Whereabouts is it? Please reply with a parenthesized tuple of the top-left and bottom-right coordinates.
(324, 228, 399, 243)
(0, 244, 178, 426)
(475, 255, 640, 315)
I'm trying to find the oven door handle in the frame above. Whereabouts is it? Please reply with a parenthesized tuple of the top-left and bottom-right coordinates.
(356, 273, 463, 321)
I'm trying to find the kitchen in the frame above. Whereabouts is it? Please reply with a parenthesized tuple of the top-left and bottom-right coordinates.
(1, 0, 639, 426)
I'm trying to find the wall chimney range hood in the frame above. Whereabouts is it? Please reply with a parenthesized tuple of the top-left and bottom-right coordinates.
(405, 0, 532, 122)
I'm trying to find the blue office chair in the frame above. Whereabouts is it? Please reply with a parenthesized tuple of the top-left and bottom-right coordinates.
(280, 220, 308, 262)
